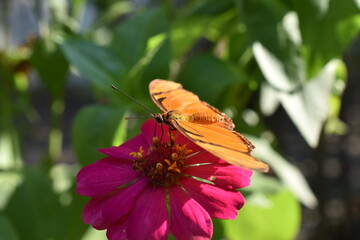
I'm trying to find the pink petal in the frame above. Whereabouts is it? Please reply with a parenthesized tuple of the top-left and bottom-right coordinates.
(76, 157, 140, 197)
(107, 218, 128, 240)
(82, 179, 149, 231)
(185, 164, 252, 190)
(169, 185, 213, 240)
(98, 147, 135, 160)
(180, 177, 245, 219)
(102, 178, 149, 223)
(127, 186, 169, 240)
(82, 195, 112, 230)
(99, 134, 149, 159)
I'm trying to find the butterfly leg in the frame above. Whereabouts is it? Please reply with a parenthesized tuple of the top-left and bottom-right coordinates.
(168, 127, 177, 146)
(153, 122, 158, 138)
(159, 124, 164, 143)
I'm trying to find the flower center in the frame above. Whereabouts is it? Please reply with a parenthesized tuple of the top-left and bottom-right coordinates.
(130, 135, 192, 186)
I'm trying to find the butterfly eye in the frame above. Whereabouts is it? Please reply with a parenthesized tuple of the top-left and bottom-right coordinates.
(152, 114, 164, 124)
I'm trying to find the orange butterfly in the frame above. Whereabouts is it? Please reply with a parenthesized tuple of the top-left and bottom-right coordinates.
(149, 79, 269, 172)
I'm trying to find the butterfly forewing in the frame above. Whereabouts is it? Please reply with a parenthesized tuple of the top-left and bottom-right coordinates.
(149, 80, 195, 112)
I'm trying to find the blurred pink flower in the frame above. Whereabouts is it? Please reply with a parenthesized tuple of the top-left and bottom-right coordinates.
(76, 119, 252, 240)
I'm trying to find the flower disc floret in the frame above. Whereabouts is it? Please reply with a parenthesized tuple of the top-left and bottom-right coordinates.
(131, 135, 192, 186)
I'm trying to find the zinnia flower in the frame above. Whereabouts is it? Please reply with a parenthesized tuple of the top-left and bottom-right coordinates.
(76, 119, 252, 240)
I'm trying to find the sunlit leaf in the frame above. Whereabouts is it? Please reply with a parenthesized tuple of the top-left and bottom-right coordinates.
(259, 82, 280, 116)
(0, 172, 22, 210)
(128, 34, 170, 90)
(81, 227, 107, 240)
(253, 41, 302, 92)
(0, 130, 22, 170)
(355, 0, 360, 8)
(278, 60, 339, 147)
(255, 38, 339, 147)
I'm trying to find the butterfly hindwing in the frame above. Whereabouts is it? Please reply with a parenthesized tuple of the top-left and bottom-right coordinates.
(172, 120, 268, 172)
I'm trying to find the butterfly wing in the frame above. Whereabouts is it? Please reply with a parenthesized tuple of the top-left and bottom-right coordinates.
(171, 120, 269, 172)
(149, 79, 269, 172)
(149, 79, 201, 112)
(149, 79, 235, 129)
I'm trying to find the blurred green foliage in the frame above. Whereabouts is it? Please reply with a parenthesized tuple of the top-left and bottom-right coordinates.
(0, 0, 359, 239)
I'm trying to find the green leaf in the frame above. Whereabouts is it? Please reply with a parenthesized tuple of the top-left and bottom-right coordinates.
(59, 186, 89, 240)
(110, 7, 169, 70)
(171, 17, 210, 58)
(0, 213, 20, 240)
(61, 39, 126, 90)
(177, 53, 241, 105)
(215, 187, 301, 240)
(239, 0, 288, 54)
(0, 172, 22, 210)
(185, 0, 235, 16)
(249, 136, 317, 208)
(126, 34, 170, 92)
(296, 0, 360, 77)
(31, 39, 69, 98)
(4, 167, 64, 240)
(49, 164, 89, 240)
(72, 105, 128, 166)
(4, 165, 89, 240)
(141, 37, 171, 83)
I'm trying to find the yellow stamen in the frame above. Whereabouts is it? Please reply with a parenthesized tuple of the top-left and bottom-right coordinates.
(168, 162, 181, 173)
(156, 163, 163, 171)
(171, 153, 178, 160)
(129, 146, 144, 159)
(164, 159, 171, 166)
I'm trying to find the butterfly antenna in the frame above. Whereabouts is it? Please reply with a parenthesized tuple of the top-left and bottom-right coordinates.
(111, 85, 155, 114)
(125, 116, 152, 120)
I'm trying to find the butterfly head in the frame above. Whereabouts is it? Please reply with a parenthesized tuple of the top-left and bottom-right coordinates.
(152, 113, 165, 124)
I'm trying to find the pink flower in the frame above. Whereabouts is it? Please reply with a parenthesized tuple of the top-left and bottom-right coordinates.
(76, 119, 252, 240)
